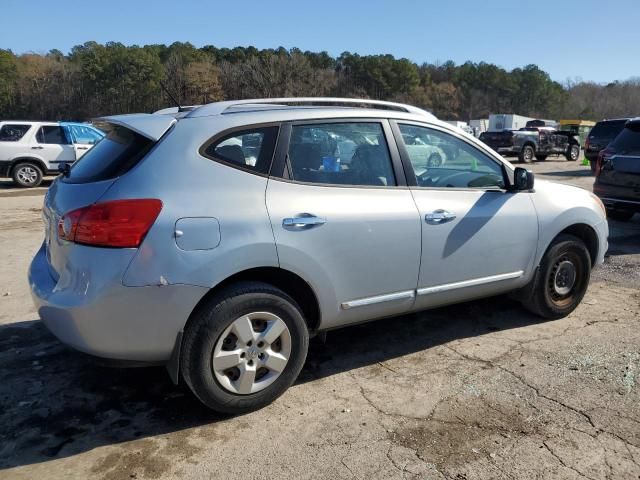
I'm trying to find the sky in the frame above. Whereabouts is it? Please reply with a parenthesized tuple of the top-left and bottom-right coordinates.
(1, 0, 638, 84)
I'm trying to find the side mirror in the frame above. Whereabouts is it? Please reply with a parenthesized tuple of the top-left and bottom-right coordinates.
(513, 167, 534, 191)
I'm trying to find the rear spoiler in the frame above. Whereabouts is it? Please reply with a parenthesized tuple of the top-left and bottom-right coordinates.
(94, 114, 177, 141)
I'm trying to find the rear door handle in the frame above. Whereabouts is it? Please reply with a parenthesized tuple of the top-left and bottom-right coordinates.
(425, 210, 456, 225)
(283, 214, 327, 230)
(31, 146, 43, 150)
(76, 146, 88, 150)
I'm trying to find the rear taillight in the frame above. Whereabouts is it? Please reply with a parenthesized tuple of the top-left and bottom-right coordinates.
(595, 147, 615, 177)
(58, 199, 162, 248)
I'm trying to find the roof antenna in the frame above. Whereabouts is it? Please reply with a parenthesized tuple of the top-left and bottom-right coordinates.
(159, 81, 185, 112)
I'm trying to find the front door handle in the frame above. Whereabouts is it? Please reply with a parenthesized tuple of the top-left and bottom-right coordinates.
(425, 210, 456, 225)
(283, 214, 327, 230)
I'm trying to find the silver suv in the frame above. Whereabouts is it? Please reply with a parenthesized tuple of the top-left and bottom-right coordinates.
(29, 98, 608, 413)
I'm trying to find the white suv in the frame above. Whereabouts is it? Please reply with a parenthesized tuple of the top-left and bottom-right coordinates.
(0, 121, 104, 187)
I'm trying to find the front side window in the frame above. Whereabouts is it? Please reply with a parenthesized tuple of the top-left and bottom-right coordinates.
(399, 124, 505, 189)
(0, 124, 31, 142)
(202, 126, 279, 174)
(70, 125, 105, 144)
(36, 125, 69, 145)
(288, 122, 396, 187)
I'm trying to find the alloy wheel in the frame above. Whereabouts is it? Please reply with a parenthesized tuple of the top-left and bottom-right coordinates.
(212, 312, 292, 395)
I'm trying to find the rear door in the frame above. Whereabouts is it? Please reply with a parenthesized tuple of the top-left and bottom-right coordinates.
(34, 125, 75, 168)
(392, 121, 538, 310)
(266, 119, 422, 329)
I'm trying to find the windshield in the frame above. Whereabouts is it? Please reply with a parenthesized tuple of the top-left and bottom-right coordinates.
(590, 120, 628, 139)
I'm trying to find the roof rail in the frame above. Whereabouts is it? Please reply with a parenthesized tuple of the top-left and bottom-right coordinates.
(186, 97, 435, 119)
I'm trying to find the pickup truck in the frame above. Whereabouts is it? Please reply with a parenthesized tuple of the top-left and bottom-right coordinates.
(0, 121, 104, 187)
(479, 126, 581, 163)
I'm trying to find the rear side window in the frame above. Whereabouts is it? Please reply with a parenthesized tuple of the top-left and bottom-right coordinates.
(611, 123, 640, 155)
(65, 125, 153, 184)
(201, 126, 279, 175)
(287, 122, 396, 187)
(37, 126, 70, 144)
(590, 120, 627, 139)
(0, 124, 31, 141)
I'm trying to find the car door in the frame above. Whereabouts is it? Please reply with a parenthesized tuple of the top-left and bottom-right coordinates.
(266, 119, 422, 330)
(392, 121, 539, 310)
(34, 125, 75, 167)
(67, 124, 104, 159)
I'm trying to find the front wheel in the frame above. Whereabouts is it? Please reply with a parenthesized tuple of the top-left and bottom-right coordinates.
(521, 234, 591, 319)
(566, 145, 580, 161)
(181, 281, 309, 414)
(519, 145, 534, 163)
(12, 162, 43, 187)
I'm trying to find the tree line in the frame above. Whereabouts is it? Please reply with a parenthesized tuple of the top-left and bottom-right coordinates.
(0, 41, 638, 122)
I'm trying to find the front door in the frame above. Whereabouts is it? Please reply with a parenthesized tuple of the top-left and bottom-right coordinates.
(266, 120, 422, 329)
(393, 121, 539, 310)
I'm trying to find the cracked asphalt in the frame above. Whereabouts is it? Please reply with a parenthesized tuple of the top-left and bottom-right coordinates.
(1, 157, 639, 480)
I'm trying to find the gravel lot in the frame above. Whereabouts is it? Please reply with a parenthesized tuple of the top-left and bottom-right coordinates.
(1, 157, 639, 480)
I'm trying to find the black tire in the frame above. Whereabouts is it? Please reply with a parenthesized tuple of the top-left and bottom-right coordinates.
(519, 145, 534, 163)
(606, 209, 635, 222)
(521, 234, 591, 320)
(181, 281, 309, 414)
(535, 154, 548, 161)
(12, 162, 43, 187)
(566, 144, 580, 162)
(589, 160, 596, 173)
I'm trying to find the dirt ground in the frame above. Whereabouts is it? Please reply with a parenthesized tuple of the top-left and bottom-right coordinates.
(1, 157, 639, 480)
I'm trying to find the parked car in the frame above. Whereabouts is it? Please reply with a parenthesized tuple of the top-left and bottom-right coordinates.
(0, 121, 104, 187)
(593, 118, 640, 221)
(29, 98, 608, 413)
(585, 118, 631, 172)
(479, 126, 580, 163)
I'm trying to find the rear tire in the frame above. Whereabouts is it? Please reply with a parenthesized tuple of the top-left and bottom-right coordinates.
(181, 281, 309, 414)
(521, 234, 591, 320)
(606, 209, 635, 222)
(519, 145, 534, 163)
(566, 145, 580, 161)
(589, 160, 596, 173)
(12, 162, 43, 187)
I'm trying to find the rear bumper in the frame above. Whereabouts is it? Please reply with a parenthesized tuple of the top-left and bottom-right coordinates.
(594, 184, 640, 212)
(29, 243, 208, 362)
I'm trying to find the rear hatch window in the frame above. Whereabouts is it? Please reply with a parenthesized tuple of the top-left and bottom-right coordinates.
(611, 123, 640, 155)
(63, 124, 153, 184)
(590, 120, 628, 139)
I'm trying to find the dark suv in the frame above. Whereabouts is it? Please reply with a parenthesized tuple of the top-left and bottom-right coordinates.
(585, 119, 630, 172)
(593, 118, 640, 221)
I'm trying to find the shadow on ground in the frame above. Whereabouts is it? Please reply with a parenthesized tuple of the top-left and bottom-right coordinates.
(0, 296, 544, 471)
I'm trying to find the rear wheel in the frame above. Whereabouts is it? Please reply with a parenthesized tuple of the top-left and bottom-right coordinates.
(181, 281, 309, 414)
(521, 234, 591, 319)
(589, 160, 596, 173)
(12, 162, 43, 187)
(519, 145, 534, 163)
(606, 209, 635, 221)
(566, 144, 580, 161)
